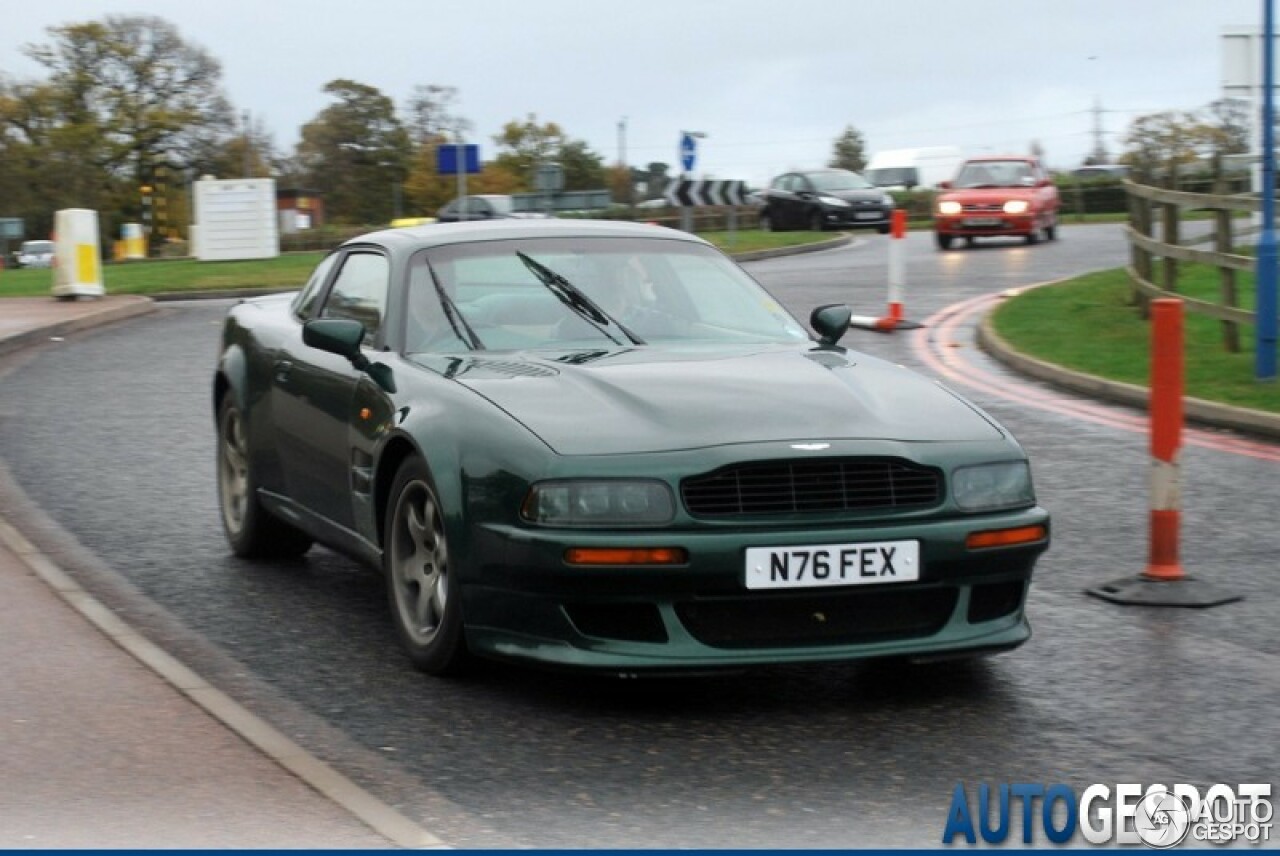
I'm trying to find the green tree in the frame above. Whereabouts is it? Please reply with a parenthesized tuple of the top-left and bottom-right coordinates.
(558, 139, 606, 191)
(295, 79, 411, 224)
(404, 84, 471, 145)
(1122, 110, 1210, 186)
(1, 15, 235, 240)
(0, 79, 104, 237)
(828, 126, 868, 172)
(26, 16, 234, 185)
(193, 113, 278, 180)
(492, 114, 607, 191)
(1201, 98, 1251, 184)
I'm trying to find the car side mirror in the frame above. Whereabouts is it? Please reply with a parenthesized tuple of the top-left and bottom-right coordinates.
(810, 303, 852, 347)
(303, 318, 397, 393)
(304, 318, 365, 361)
(939, 180, 953, 189)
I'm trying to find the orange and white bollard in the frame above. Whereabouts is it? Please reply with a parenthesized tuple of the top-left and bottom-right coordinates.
(880, 208, 907, 329)
(850, 210, 923, 333)
(1145, 298, 1185, 581)
(1087, 297, 1240, 607)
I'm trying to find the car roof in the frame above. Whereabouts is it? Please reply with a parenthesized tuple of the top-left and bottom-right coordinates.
(346, 218, 714, 251)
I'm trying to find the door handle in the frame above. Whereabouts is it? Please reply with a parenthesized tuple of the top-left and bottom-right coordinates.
(274, 360, 293, 384)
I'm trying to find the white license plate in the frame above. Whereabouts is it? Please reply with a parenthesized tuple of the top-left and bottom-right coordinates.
(854, 211, 882, 220)
(962, 217, 1003, 227)
(745, 540, 919, 590)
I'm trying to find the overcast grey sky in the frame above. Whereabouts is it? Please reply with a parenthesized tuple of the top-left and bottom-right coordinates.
(0, 0, 1264, 186)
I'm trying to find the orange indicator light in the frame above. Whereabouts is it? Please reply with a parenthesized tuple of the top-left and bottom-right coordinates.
(564, 547, 688, 566)
(965, 525, 1047, 550)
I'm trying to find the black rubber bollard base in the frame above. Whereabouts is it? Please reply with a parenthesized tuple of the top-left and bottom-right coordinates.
(1086, 576, 1243, 608)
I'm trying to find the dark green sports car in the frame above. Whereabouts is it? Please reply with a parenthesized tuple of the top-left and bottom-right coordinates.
(213, 219, 1049, 676)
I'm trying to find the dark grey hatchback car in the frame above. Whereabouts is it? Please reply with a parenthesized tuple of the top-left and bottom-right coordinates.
(760, 168, 895, 233)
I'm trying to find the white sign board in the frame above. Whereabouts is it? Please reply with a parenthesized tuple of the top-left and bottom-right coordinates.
(1221, 27, 1280, 100)
(192, 177, 279, 261)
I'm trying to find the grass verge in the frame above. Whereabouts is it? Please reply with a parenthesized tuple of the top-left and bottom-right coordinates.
(991, 265, 1280, 414)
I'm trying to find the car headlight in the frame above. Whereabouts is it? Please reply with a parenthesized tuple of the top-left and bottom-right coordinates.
(1003, 200, 1029, 214)
(817, 195, 851, 208)
(937, 201, 962, 215)
(521, 480, 675, 527)
(952, 461, 1034, 512)
(881, 194, 895, 206)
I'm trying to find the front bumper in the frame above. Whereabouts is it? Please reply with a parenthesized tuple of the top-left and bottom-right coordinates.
(935, 214, 1035, 237)
(461, 507, 1049, 673)
(823, 206, 893, 229)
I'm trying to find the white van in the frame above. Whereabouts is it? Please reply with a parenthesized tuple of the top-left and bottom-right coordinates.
(864, 147, 964, 191)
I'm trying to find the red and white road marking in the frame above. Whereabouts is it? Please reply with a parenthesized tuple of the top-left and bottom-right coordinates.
(910, 290, 1280, 464)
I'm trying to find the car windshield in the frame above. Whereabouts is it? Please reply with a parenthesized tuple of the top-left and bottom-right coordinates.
(406, 237, 811, 353)
(22, 241, 53, 253)
(808, 170, 874, 192)
(954, 161, 1034, 189)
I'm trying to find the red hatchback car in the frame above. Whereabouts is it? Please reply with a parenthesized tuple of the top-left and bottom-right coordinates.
(933, 156, 1059, 250)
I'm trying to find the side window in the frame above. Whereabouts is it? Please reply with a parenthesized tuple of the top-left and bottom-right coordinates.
(319, 252, 390, 344)
(293, 253, 339, 319)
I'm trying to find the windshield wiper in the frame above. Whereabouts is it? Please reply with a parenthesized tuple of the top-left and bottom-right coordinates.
(425, 261, 484, 350)
(515, 251, 644, 345)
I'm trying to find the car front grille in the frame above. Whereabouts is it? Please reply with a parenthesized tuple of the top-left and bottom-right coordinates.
(961, 203, 1003, 212)
(681, 458, 943, 518)
(675, 586, 958, 648)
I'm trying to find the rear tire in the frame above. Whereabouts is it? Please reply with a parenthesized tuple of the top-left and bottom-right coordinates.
(1045, 218, 1057, 241)
(216, 396, 312, 559)
(384, 458, 470, 676)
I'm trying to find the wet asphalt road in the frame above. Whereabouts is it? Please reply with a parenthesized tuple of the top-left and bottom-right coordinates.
(0, 223, 1276, 847)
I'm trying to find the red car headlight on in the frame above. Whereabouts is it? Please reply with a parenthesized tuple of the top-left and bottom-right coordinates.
(1003, 200, 1030, 215)
(938, 201, 962, 216)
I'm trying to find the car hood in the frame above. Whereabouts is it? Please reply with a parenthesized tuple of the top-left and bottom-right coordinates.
(413, 345, 1004, 455)
(939, 187, 1038, 203)
(825, 188, 887, 204)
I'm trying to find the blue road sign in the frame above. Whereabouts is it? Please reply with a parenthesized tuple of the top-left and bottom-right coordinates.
(680, 133, 697, 173)
(437, 143, 480, 176)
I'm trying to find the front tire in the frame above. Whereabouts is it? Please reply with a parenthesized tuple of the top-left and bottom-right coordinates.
(809, 210, 826, 232)
(759, 210, 778, 232)
(384, 458, 469, 675)
(936, 232, 954, 250)
(216, 396, 312, 559)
